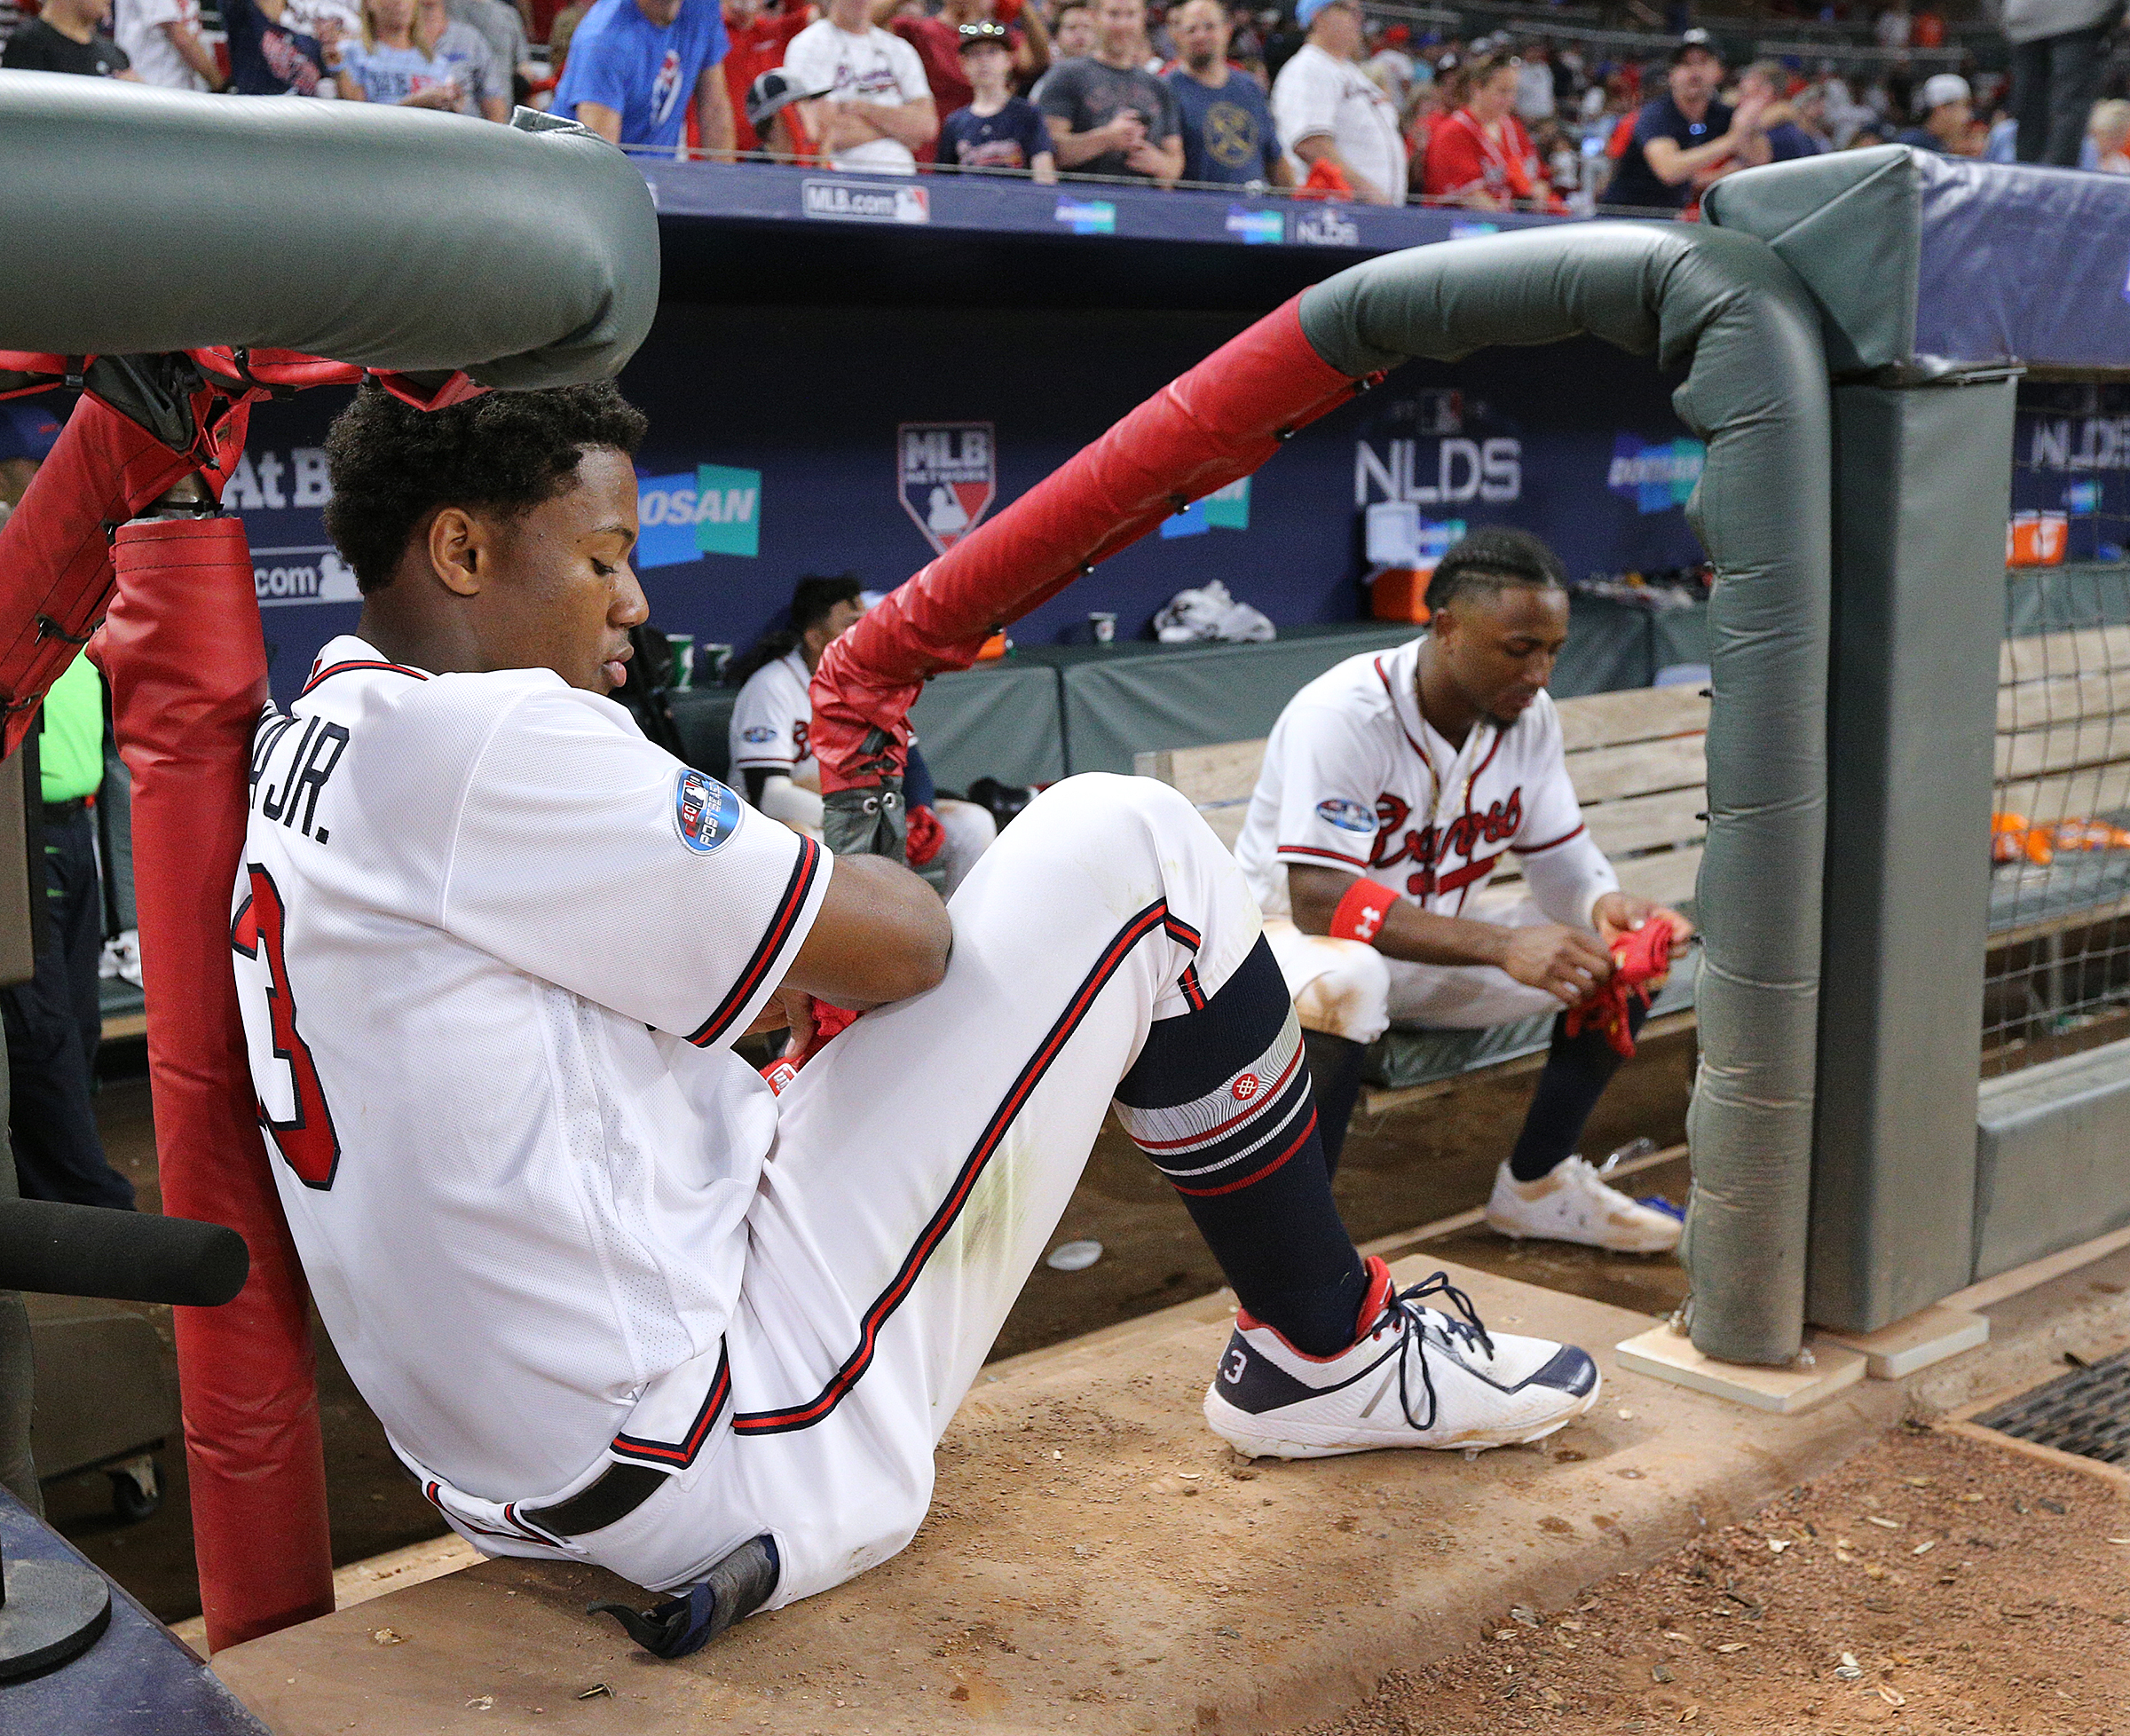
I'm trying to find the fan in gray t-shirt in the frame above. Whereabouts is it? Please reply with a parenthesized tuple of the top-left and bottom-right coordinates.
(1036, 51, 1184, 180)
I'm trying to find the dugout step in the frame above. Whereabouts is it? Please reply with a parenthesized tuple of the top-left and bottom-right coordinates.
(209, 1257, 1900, 1736)
(1614, 1324, 1869, 1415)
(1820, 1306, 1991, 1381)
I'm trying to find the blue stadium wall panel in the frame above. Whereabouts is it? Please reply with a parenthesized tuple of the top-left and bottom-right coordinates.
(232, 318, 1705, 707)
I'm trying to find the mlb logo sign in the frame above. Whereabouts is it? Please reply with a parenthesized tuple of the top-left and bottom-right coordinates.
(898, 422, 996, 556)
(635, 465, 762, 566)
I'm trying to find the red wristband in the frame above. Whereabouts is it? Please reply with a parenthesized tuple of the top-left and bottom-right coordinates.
(1329, 877, 1400, 943)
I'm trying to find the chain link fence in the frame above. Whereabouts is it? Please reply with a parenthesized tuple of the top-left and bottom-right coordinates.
(1984, 380, 2130, 1077)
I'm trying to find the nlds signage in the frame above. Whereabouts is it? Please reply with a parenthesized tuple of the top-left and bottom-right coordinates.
(1353, 437, 1522, 507)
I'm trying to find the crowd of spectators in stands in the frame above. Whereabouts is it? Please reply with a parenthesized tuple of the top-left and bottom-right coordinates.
(8, 0, 2130, 208)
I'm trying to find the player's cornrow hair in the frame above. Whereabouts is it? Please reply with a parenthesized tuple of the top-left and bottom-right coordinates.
(322, 382, 649, 595)
(1424, 525, 1567, 615)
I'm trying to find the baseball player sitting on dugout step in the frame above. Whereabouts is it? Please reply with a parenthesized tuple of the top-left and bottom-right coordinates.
(231, 388, 1600, 1657)
(1237, 528, 1693, 1255)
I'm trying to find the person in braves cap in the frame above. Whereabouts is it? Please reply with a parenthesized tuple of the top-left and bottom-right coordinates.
(741, 62, 822, 152)
(1601, 26, 1769, 212)
(935, 19, 1056, 181)
(0, 400, 62, 530)
(237, 382, 1602, 1659)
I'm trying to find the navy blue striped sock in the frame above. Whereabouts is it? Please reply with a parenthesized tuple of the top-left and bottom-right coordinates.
(1115, 937, 1368, 1357)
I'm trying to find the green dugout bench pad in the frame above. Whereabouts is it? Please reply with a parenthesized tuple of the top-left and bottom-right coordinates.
(1367, 965, 1700, 1091)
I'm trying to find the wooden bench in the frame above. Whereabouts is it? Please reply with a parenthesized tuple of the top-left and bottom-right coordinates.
(1134, 682, 1710, 911)
(1133, 683, 1710, 1110)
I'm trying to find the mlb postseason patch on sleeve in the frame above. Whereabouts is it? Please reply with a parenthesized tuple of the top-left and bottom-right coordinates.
(1316, 798, 1376, 833)
(674, 768, 743, 855)
(740, 725, 778, 744)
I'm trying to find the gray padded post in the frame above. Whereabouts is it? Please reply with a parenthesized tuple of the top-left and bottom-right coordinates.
(1806, 377, 2015, 1330)
(0, 77, 657, 385)
(1298, 224, 1833, 1364)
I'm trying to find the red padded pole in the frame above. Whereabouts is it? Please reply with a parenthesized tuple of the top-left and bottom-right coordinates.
(811, 296, 1362, 792)
(0, 396, 213, 756)
(102, 517, 334, 1651)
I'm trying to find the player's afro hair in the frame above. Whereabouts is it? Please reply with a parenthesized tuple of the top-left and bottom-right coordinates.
(322, 382, 649, 594)
(1425, 525, 1567, 616)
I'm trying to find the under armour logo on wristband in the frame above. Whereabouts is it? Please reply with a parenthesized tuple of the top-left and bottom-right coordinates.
(1329, 877, 1400, 943)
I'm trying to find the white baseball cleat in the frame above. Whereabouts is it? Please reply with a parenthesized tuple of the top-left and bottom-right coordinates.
(1484, 1156, 1684, 1254)
(1203, 1258, 1599, 1460)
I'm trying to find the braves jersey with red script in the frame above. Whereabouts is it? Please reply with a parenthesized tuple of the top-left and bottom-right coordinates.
(1234, 635, 1616, 928)
(727, 648, 816, 785)
(231, 636, 831, 1502)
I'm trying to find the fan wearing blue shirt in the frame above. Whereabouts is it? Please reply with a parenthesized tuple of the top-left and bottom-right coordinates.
(1164, 0, 1290, 187)
(554, 0, 733, 155)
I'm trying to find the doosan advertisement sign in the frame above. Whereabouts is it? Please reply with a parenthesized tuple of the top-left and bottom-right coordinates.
(635, 466, 763, 565)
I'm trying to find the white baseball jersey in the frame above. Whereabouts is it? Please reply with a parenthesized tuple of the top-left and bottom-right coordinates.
(781, 20, 931, 175)
(1235, 635, 1616, 929)
(728, 648, 816, 787)
(231, 636, 831, 1503)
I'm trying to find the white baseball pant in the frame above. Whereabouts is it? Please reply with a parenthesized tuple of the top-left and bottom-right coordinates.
(478, 774, 1263, 1604)
(931, 795, 997, 901)
(1263, 900, 1564, 1046)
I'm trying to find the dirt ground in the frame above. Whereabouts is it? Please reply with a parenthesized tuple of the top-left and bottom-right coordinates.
(56, 1028, 1695, 1624)
(1291, 1426, 2130, 1736)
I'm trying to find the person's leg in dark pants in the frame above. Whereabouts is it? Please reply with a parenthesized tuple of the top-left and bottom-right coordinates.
(1507, 999, 1649, 1183)
(2045, 24, 2111, 167)
(1298, 1027, 1369, 1180)
(2012, 35, 2056, 162)
(4, 809, 131, 1210)
(1485, 999, 1678, 1252)
(48, 808, 103, 1086)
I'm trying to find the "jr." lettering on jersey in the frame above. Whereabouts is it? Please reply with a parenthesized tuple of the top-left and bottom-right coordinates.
(250, 714, 350, 844)
(1368, 786, 1524, 898)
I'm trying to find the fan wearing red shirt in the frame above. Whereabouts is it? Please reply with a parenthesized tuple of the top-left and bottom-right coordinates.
(1420, 51, 1560, 212)
(723, 0, 814, 150)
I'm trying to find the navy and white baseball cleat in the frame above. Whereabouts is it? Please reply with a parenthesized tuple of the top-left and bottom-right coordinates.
(1203, 1258, 1599, 1459)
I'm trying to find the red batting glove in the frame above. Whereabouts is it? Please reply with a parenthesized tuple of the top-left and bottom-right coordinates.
(904, 803, 945, 866)
(1562, 915, 1676, 1060)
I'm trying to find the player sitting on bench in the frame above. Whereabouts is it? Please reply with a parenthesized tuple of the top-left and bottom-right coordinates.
(1236, 527, 1692, 1254)
(727, 571, 994, 896)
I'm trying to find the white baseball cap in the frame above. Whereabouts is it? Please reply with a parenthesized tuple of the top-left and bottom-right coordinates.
(1921, 72, 1971, 112)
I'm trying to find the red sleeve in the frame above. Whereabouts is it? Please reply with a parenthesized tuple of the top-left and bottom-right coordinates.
(1606, 111, 1636, 159)
(1421, 119, 1486, 197)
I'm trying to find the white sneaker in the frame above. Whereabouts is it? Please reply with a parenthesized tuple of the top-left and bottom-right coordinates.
(1485, 1156, 1683, 1254)
(1203, 1258, 1599, 1460)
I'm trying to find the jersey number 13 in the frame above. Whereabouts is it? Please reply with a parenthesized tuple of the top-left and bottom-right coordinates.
(232, 864, 342, 1190)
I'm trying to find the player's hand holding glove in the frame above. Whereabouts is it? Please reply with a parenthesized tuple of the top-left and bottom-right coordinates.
(749, 982, 861, 1093)
(1565, 895, 1692, 1058)
(1499, 923, 1616, 1007)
